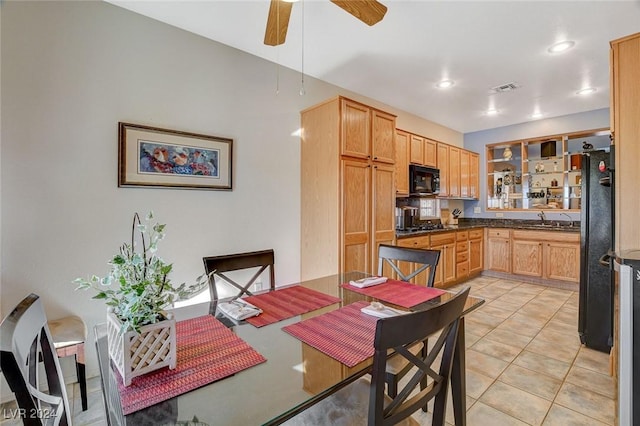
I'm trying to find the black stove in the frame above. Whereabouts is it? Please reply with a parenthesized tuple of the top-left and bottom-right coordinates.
(398, 222, 444, 232)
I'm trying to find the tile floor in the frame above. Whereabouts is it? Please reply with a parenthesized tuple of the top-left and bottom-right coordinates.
(1, 275, 616, 425)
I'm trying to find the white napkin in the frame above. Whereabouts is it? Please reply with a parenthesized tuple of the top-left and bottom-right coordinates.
(349, 276, 388, 288)
(217, 299, 262, 321)
(360, 302, 408, 318)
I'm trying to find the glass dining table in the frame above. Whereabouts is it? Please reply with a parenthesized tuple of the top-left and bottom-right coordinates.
(94, 271, 484, 426)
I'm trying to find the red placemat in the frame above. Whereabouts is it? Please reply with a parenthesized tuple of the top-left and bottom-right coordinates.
(282, 301, 377, 367)
(341, 279, 446, 308)
(117, 315, 266, 415)
(244, 285, 341, 327)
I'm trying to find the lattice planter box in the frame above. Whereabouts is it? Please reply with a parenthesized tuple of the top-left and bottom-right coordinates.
(106, 311, 176, 386)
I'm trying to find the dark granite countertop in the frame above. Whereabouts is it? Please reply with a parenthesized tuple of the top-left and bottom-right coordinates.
(396, 218, 580, 239)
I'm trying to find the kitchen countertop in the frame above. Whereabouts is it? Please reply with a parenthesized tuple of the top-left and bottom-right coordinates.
(396, 218, 580, 239)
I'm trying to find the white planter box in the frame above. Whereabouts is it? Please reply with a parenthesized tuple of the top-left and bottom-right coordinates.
(106, 311, 176, 386)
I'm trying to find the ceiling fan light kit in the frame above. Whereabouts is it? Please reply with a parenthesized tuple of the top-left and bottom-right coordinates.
(264, 0, 387, 46)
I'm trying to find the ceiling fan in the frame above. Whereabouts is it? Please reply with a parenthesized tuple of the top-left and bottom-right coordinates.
(264, 0, 388, 46)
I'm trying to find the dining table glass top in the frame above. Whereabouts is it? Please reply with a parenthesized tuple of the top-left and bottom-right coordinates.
(94, 271, 484, 426)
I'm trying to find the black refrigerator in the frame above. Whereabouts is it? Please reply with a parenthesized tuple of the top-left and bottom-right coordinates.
(578, 148, 614, 353)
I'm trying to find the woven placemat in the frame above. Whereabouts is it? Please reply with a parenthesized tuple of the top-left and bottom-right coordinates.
(244, 285, 340, 327)
(282, 301, 377, 367)
(117, 315, 266, 415)
(341, 279, 445, 308)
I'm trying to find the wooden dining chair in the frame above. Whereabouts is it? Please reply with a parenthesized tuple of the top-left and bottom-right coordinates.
(283, 287, 470, 426)
(0, 293, 72, 426)
(378, 244, 440, 286)
(202, 249, 275, 314)
(378, 244, 441, 398)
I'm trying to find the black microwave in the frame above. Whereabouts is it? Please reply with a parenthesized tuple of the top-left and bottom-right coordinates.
(409, 165, 440, 195)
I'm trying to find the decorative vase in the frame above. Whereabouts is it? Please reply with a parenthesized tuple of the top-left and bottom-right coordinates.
(106, 310, 177, 386)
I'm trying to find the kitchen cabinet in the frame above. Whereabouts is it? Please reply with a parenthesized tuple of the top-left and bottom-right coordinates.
(430, 232, 456, 287)
(486, 228, 511, 273)
(468, 228, 483, 274)
(455, 231, 469, 280)
(505, 229, 580, 282)
(300, 96, 396, 279)
(409, 134, 424, 165)
(611, 32, 640, 253)
(424, 139, 437, 168)
(470, 153, 479, 199)
(459, 150, 470, 198)
(397, 235, 431, 285)
(448, 146, 461, 198)
(395, 130, 410, 196)
(437, 143, 449, 197)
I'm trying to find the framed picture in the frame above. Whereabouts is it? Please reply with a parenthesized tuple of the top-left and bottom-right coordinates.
(118, 122, 233, 190)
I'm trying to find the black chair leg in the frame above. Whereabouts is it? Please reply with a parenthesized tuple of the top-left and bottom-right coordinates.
(75, 356, 87, 411)
(386, 374, 398, 398)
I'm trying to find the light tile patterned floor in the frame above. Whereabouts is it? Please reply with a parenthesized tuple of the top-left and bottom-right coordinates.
(1, 275, 616, 425)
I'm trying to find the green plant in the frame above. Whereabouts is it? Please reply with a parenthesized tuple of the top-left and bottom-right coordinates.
(74, 211, 209, 333)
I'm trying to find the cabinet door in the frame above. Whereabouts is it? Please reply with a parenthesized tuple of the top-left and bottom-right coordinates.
(341, 160, 370, 273)
(442, 244, 456, 285)
(449, 146, 461, 197)
(545, 241, 580, 282)
(395, 130, 410, 196)
(341, 99, 370, 159)
(371, 110, 396, 164)
(512, 240, 543, 277)
(431, 244, 444, 287)
(460, 150, 470, 198)
(487, 237, 510, 273)
(424, 139, 438, 168)
(371, 163, 396, 275)
(437, 143, 449, 197)
(470, 153, 479, 199)
(409, 134, 424, 165)
(469, 236, 483, 274)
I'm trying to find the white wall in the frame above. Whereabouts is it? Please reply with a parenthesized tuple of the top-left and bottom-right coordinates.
(0, 0, 461, 383)
(462, 108, 610, 219)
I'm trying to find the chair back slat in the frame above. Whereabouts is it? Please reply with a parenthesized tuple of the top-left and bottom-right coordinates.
(0, 293, 71, 426)
(378, 244, 440, 287)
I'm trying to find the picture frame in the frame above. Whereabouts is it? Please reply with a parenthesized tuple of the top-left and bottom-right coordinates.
(118, 122, 233, 190)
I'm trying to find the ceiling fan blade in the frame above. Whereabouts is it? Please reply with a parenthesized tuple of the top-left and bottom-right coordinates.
(264, 0, 293, 46)
(330, 0, 388, 26)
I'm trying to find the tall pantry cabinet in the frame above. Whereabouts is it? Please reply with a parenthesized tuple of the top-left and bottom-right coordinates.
(610, 33, 640, 254)
(300, 97, 396, 280)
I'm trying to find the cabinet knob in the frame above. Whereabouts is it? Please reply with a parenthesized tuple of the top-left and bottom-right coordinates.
(374, 156, 378, 160)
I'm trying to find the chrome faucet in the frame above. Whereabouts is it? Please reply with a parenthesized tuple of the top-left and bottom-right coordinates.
(560, 213, 573, 228)
(537, 210, 546, 223)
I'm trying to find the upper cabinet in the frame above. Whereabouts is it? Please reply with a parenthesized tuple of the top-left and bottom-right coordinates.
(340, 98, 395, 163)
(397, 130, 479, 200)
(487, 129, 610, 210)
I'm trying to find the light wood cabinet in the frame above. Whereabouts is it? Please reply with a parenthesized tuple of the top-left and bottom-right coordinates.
(448, 146, 461, 198)
(470, 153, 479, 199)
(395, 130, 410, 196)
(437, 143, 449, 197)
(431, 232, 456, 288)
(611, 32, 640, 253)
(512, 239, 543, 277)
(486, 228, 511, 273)
(409, 134, 424, 165)
(459, 149, 470, 198)
(456, 231, 470, 280)
(301, 96, 396, 279)
(424, 139, 437, 168)
(510, 230, 580, 282)
(397, 235, 431, 285)
(469, 228, 483, 274)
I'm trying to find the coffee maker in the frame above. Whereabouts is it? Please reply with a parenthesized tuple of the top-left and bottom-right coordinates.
(395, 206, 418, 230)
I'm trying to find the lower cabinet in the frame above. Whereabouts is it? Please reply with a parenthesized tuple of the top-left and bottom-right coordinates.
(396, 235, 430, 285)
(486, 228, 511, 273)
(469, 229, 484, 274)
(430, 232, 456, 288)
(508, 230, 580, 283)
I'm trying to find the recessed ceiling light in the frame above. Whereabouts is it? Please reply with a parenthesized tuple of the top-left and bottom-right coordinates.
(486, 109, 499, 116)
(531, 112, 543, 120)
(576, 87, 597, 95)
(436, 79, 454, 89)
(548, 40, 575, 53)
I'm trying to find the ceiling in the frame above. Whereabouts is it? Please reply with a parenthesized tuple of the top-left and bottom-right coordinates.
(106, 1, 640, 134)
